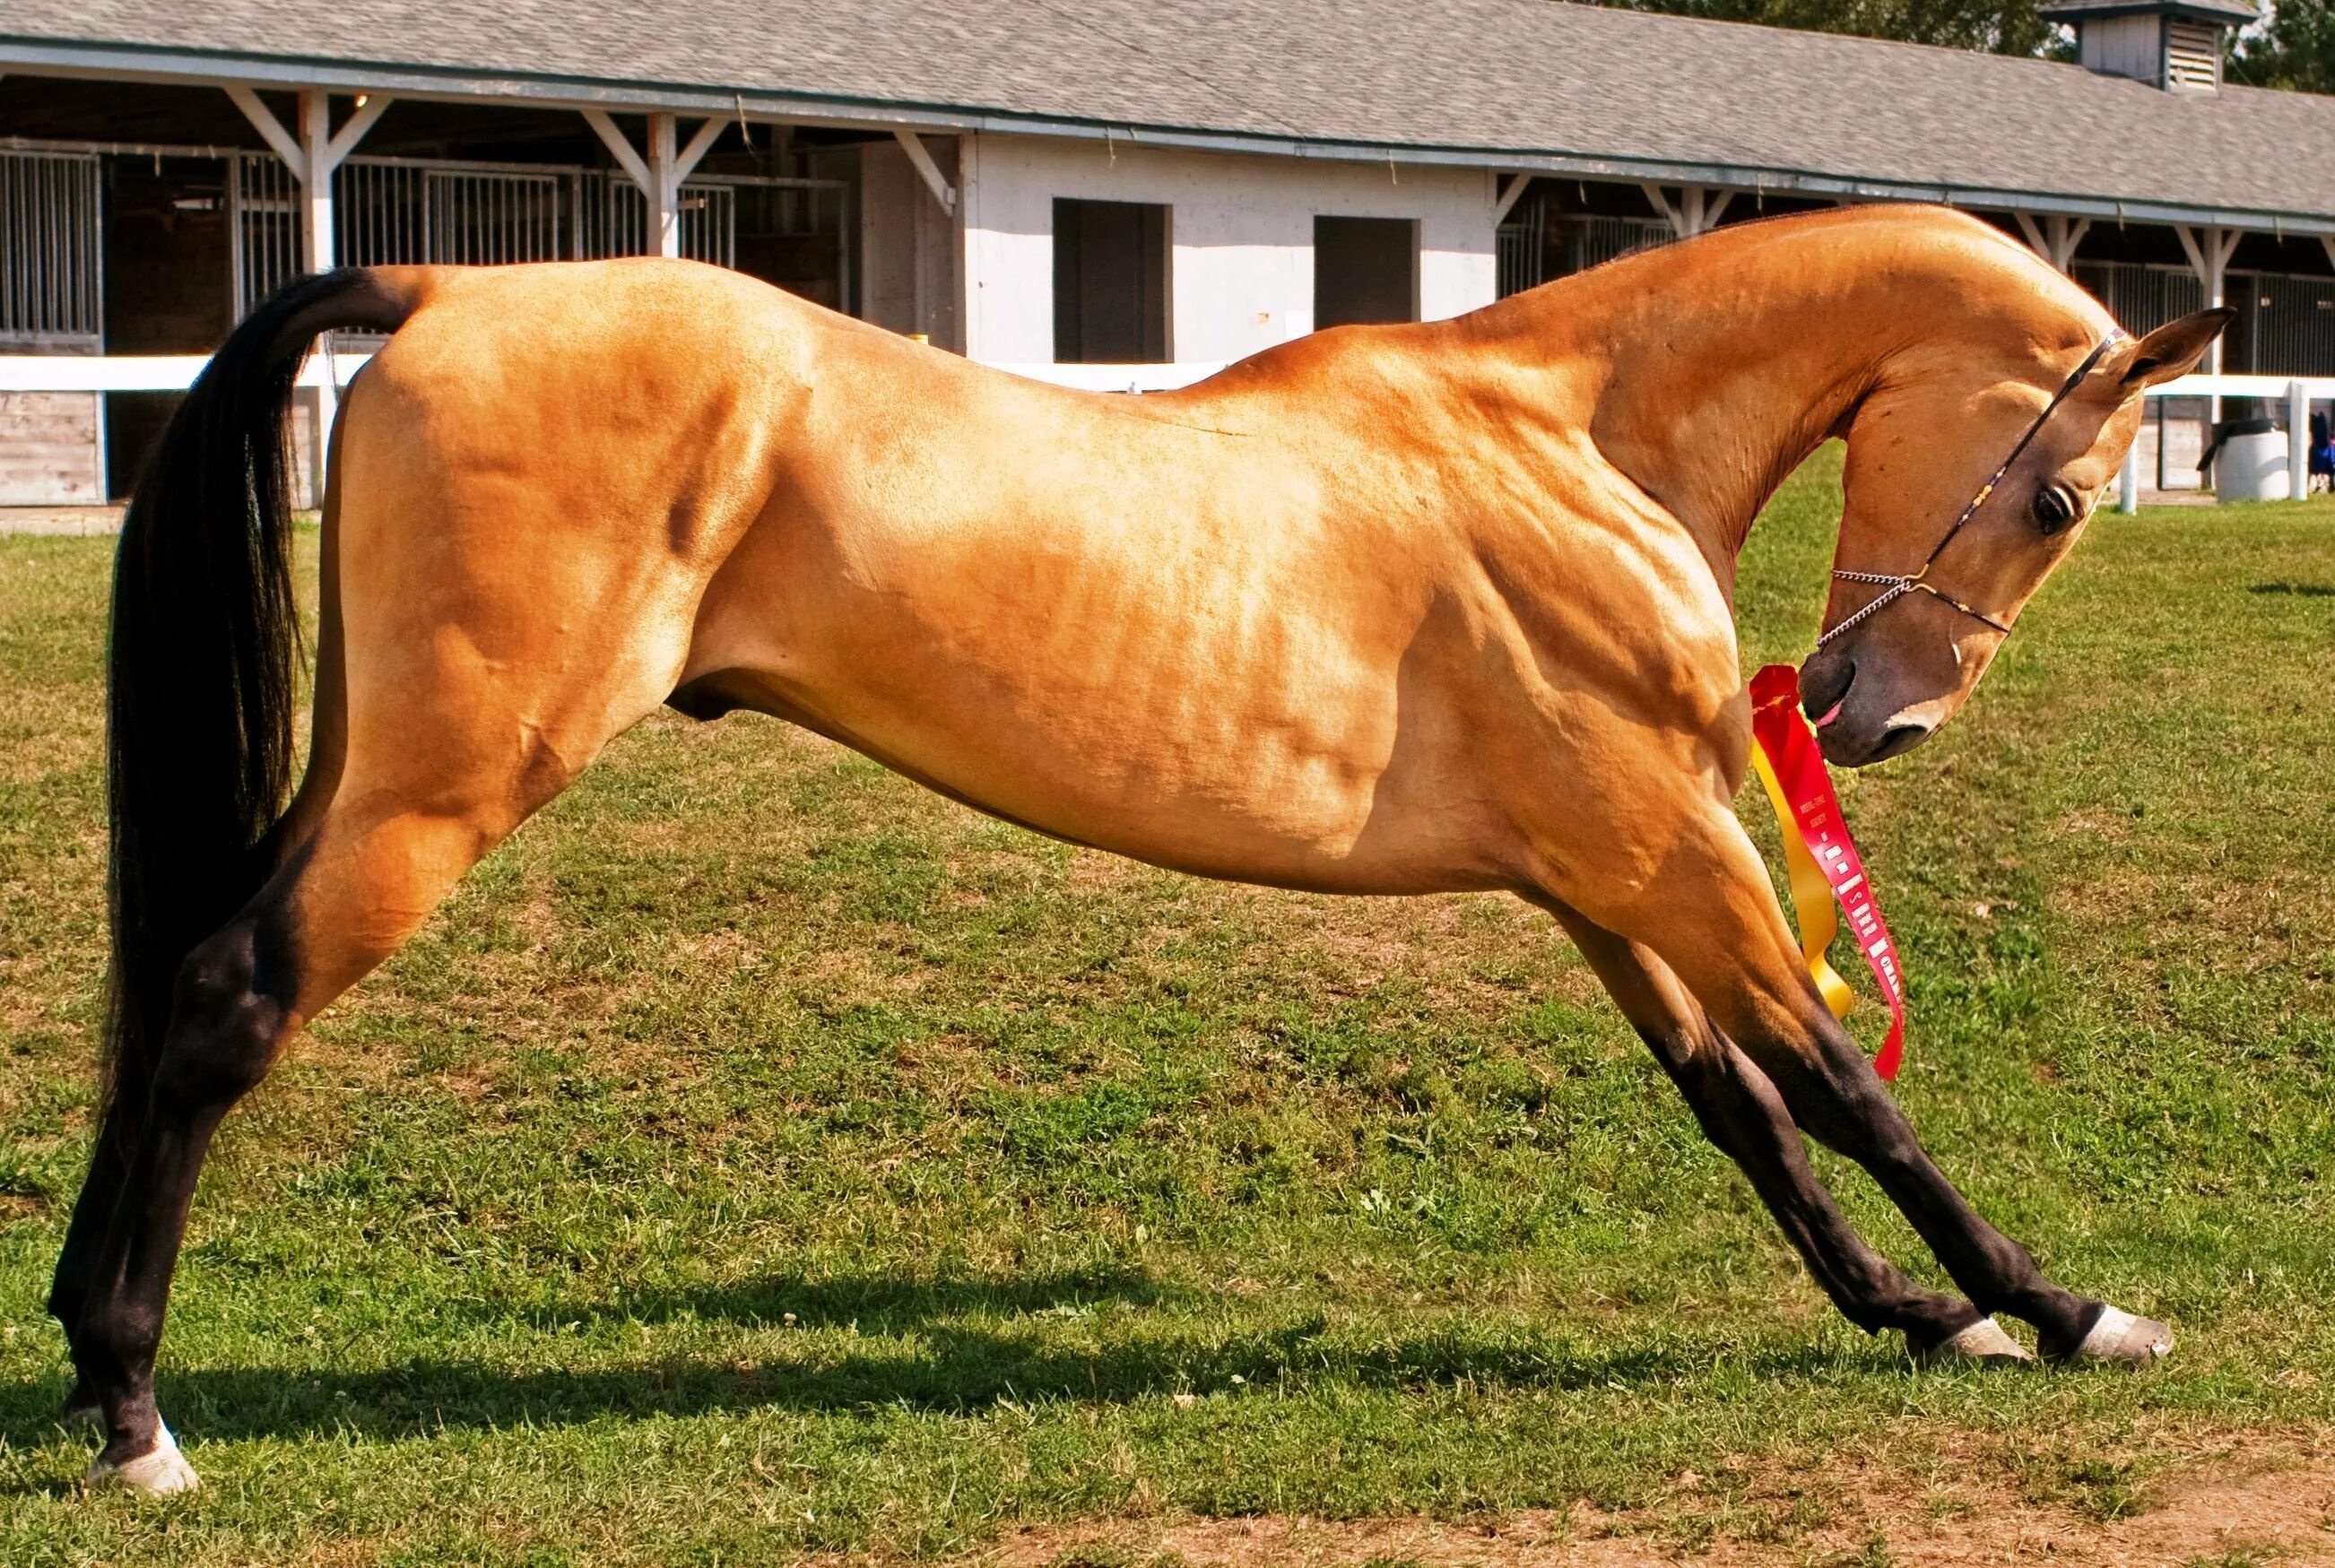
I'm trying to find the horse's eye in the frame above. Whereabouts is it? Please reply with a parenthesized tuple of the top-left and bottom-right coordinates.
(2032, 486, 2077, 536)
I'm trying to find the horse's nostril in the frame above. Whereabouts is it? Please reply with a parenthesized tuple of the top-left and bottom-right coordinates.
(1871, 722, 1930, 762)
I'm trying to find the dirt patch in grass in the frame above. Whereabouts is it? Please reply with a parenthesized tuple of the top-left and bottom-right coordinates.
(988, 1441, 2335, 1567)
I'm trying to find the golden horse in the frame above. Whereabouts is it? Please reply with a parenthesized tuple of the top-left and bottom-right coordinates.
(52, 204, 2227, 1493)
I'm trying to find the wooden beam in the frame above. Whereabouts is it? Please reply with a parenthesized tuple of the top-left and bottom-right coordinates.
(1639, 182, 1684, 235)
(1702, 188, 1735, 229)
(322, 93, 393, 173)
(226, 84, 302, 171)
(2053, 216, 2091, 271)
(673, 116, 725, 186)
(893, 128, 956, 216)
(2014, 211, 2049, 257)
(2174, 222, 2209, 282)
(1492, 172, 1532, 224)
(580, 108, 654, 197)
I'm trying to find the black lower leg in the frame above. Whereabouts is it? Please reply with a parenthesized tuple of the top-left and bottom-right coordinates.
(76, 1110, 233, 1465)
(73, 914, 292, 1467)
(1541, 901, 1981, 1351)
(1758, 1030, 2100, 1356)
(1644, 1025, 1982, 1347)
(48, 1112, 134, 1418)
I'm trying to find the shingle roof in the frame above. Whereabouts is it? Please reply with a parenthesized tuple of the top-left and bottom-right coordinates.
(8, 0, 2335, 228)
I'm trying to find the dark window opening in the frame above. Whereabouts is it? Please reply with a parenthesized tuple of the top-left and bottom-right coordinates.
(1054, 197, 1169, 363)
(1314, 216, 1418, 329)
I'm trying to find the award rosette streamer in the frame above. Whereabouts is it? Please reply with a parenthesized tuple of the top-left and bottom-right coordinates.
(1749, 664, 1908, 1081)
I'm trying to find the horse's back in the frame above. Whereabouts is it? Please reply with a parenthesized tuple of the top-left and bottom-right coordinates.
(328, 259, 1714, 896)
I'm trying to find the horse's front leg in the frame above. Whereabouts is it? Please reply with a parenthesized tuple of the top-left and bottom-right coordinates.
(1600, 810, 2171, 1366)
(1533, 897, 2008, 1361)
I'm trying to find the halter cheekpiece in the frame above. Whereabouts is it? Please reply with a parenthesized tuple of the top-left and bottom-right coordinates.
(1814, 330, 2126, 650)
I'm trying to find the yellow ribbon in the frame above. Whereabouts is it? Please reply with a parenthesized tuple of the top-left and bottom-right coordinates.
(1752, 743, 1857, 1021)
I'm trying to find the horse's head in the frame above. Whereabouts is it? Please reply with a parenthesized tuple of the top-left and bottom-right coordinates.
(1801, 298, 2229, 767)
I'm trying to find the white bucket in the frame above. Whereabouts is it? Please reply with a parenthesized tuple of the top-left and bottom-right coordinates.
(2213, 428, 2292, 503)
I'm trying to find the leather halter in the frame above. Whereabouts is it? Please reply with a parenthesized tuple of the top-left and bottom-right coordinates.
(1815, 331, 2126, 650)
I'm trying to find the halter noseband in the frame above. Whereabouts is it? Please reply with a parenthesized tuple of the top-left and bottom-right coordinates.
(1814, 330, 2125, 651)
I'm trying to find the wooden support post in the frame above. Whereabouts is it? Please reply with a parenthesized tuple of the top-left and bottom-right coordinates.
(2175, 222, 2244, 436)
(2118, 432, 2140, 514)
(2015, 212, 2090, 273)
(647, 113, 681, 257)
(227, 85, 391, 502)
(2290, 380, 2310, 502)
(299, 91, 335, 272)
(2051, 215, 2091, 271)
(583, 109, 725, 258)
(1642, 184, 1732, 238)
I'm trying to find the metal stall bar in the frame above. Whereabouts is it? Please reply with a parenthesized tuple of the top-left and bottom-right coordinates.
(0, 149, 103, 351)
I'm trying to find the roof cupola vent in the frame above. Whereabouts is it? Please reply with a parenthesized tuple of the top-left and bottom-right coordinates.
(2038, 0, 2257, 91)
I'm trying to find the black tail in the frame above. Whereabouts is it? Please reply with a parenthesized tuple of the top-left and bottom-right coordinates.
(102, 267, 413, 1135)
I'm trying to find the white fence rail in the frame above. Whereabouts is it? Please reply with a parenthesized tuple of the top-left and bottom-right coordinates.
(2126, 375, 2335, 511)
(0, 354, 369, 392)
(2, 358, 2327, 511)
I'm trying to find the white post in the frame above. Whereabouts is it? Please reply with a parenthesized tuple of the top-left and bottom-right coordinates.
(2118, 435, 2141, 514)
(228, 86, 391, 271)
(299, 93, 337, 498)
(2290, 379, 2309, 502)
(299, 91, 334, 272)
(1642, 184, 1732, 239)
(2014, 212, 2090, 273)
(2174, 223, 2242, 441)
(229, 86, 391, 502)
(583, 109, 724, 259)
(647, 113, 680, 258)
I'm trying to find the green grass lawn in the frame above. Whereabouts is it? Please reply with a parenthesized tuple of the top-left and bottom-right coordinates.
(3, 451, 2332, 1564)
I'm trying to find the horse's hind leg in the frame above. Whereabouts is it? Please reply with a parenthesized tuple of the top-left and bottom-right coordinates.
(69, 773, 566, 1491)
(72, 561, 684, 1491)
(1537, 897, 2007, 1361)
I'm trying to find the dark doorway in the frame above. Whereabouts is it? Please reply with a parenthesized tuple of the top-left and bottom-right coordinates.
(1314, 216, 1418, 329)
(102, 154, 236, 497)
(1054, 198, 1169, 363)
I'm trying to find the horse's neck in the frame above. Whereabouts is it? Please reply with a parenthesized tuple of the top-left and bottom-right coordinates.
(1497, 240, 1901, 594)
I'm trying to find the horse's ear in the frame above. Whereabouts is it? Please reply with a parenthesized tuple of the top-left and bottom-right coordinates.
(2120, 308, 2235, 389)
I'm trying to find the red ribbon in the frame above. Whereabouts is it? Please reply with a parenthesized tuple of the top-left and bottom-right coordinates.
(1749, 664, 1907, 1080)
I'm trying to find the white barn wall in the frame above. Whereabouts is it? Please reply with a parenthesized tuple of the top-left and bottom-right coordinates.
(959, 133, 1499, 366)
(2079, 13, 2165, 83)
(859, 138, 963, 351)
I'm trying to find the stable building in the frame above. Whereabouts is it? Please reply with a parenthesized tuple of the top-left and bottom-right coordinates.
(4, 0, 2333, 505)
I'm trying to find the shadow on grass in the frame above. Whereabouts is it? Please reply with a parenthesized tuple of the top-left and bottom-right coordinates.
(2249, 581, 2335, 596)
(1, 1265, 1890, 1473)
(463, 1260, 1190, 1333)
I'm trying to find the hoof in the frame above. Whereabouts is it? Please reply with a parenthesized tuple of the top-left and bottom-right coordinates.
(1914, 1316, 2036, 1368)
(2065, 1304, 2174, 1367)
(87, 1420, 199, 1498)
